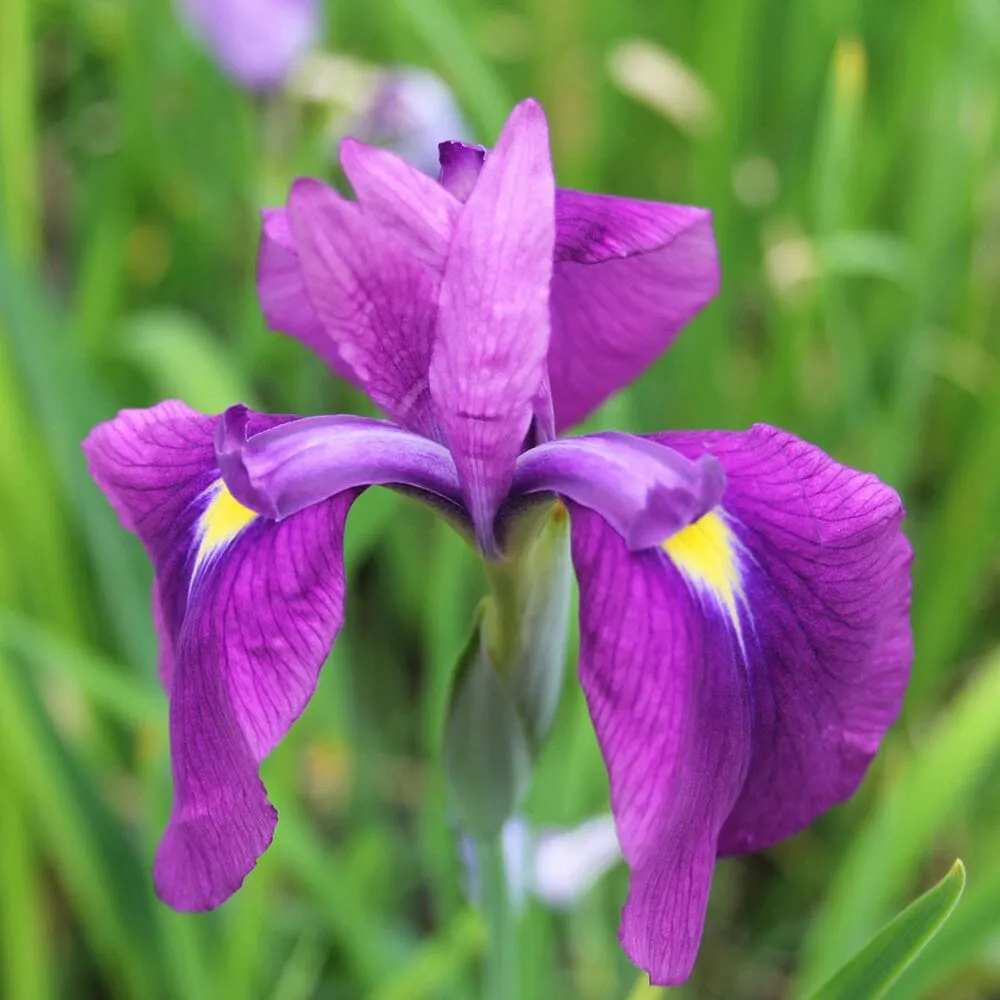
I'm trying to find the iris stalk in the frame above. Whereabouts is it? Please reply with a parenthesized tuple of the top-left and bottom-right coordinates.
(477, 836, 518, 1000)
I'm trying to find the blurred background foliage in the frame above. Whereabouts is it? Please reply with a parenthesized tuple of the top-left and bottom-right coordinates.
(1, 0, 999, 997)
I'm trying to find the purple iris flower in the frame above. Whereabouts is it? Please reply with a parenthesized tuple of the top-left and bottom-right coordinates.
(83, 100, 912, 985)
(176, 0, 319, 91)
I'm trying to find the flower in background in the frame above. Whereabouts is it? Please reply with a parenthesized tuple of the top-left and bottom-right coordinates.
(83, 100, 912, 985)
(531, 814, 621, 909)
(279, 55, 470, 178)
(176, 0, 320, 91)
(354, 68, 473, 176)
(462, 814, 622, 912)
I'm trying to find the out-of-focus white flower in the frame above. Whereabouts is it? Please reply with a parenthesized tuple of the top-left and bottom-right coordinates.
(607, 38, 715, 136)
(531, 814, 621, 908)
(462, 813, 622, 912)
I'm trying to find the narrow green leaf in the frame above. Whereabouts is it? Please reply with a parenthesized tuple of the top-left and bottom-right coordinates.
(270, 935, 328, 1000)
(0, 0, 38, 262)
(122, 308, 254, 413)
(807, 861, 965, 1000)
(884, 852, 1000, 1000)
(797, 648, 1000, 990)
(0, 609, 160, 724)
(370, 910, 484, 1000)
(0, 775, 54, 1000)
(392, 0, 510, 137)
(0, 656, 164, 998)
(0, 240, 153, 668)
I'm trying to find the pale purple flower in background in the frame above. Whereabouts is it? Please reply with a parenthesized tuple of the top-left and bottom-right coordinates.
(83, 99, 912, 985)
(177, 0, 320, 90)
(355, 68, 472, 175)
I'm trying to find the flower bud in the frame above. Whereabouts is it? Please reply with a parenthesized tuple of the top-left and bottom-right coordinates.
(443, 502, 572, 838)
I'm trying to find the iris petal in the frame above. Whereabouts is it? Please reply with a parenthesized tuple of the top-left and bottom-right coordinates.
(83, 401, 358, 910)
(216, 404, 464, 521)
(549, 193, 719, 431)
(274, 177, 441, 438)
(257, 208, 356, 382)
(510, 432, 724, 550)
(438, 141, 485, 202)
(429, 99, 556, 550)
(177, 0, 318, 91)
(339, 138, 457, 270)
(567, 423, 911, 984)
(569, 501, 752, 984)
(659, 425, 912, 853)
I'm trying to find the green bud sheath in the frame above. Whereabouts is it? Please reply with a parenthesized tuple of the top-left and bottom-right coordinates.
(443, 502, 572, 839)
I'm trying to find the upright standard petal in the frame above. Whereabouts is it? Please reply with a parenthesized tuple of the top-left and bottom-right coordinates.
(286, 178, 442, 439)
(568, 423, 910, 983)
(548, 193, 719, 431)
(83, 401, 358, 909)
(257, 209, 356, 382)
(339, 138, 457, 271)
(438, 141, 485, 202)
(658, 425, 912, 853)
(569, 502, 752, 984)
(431, 142, 720, 432)
(429, 99, 556, 549)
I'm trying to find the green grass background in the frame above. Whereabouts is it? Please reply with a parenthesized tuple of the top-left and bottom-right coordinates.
(1, 0, 1000, 996)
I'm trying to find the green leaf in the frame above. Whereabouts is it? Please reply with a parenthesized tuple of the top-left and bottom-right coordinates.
(0, 239, 153, 668)
(0, 609, 160, 724)
(0, 654, 165, 997)
(806, 861, 966, 1000)
(797, 648, 1000, 991)
(122, 308, 253, 413)
(392, 0, 511, 138)
(883, 852, 1000, 1000)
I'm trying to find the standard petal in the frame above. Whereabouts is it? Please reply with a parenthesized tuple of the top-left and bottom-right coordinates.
(429, 99, 556, 550)
(339, 138, 457, 271)
(83, 401, 358, 909)
(438, 141, 485, 202)
(276, 178, 441, 438)
(569, 503, 752, 984)
(658, 424, 912, 853)
(548, 193, 719, 430)
(216, 403, 465, 521)
(257, 209, 357, 382)
(509, 432, 724, 550)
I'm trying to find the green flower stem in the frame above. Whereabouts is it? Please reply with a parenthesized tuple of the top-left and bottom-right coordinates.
(477, 836, 517, 1000)
(623, 973, 666, 1000)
